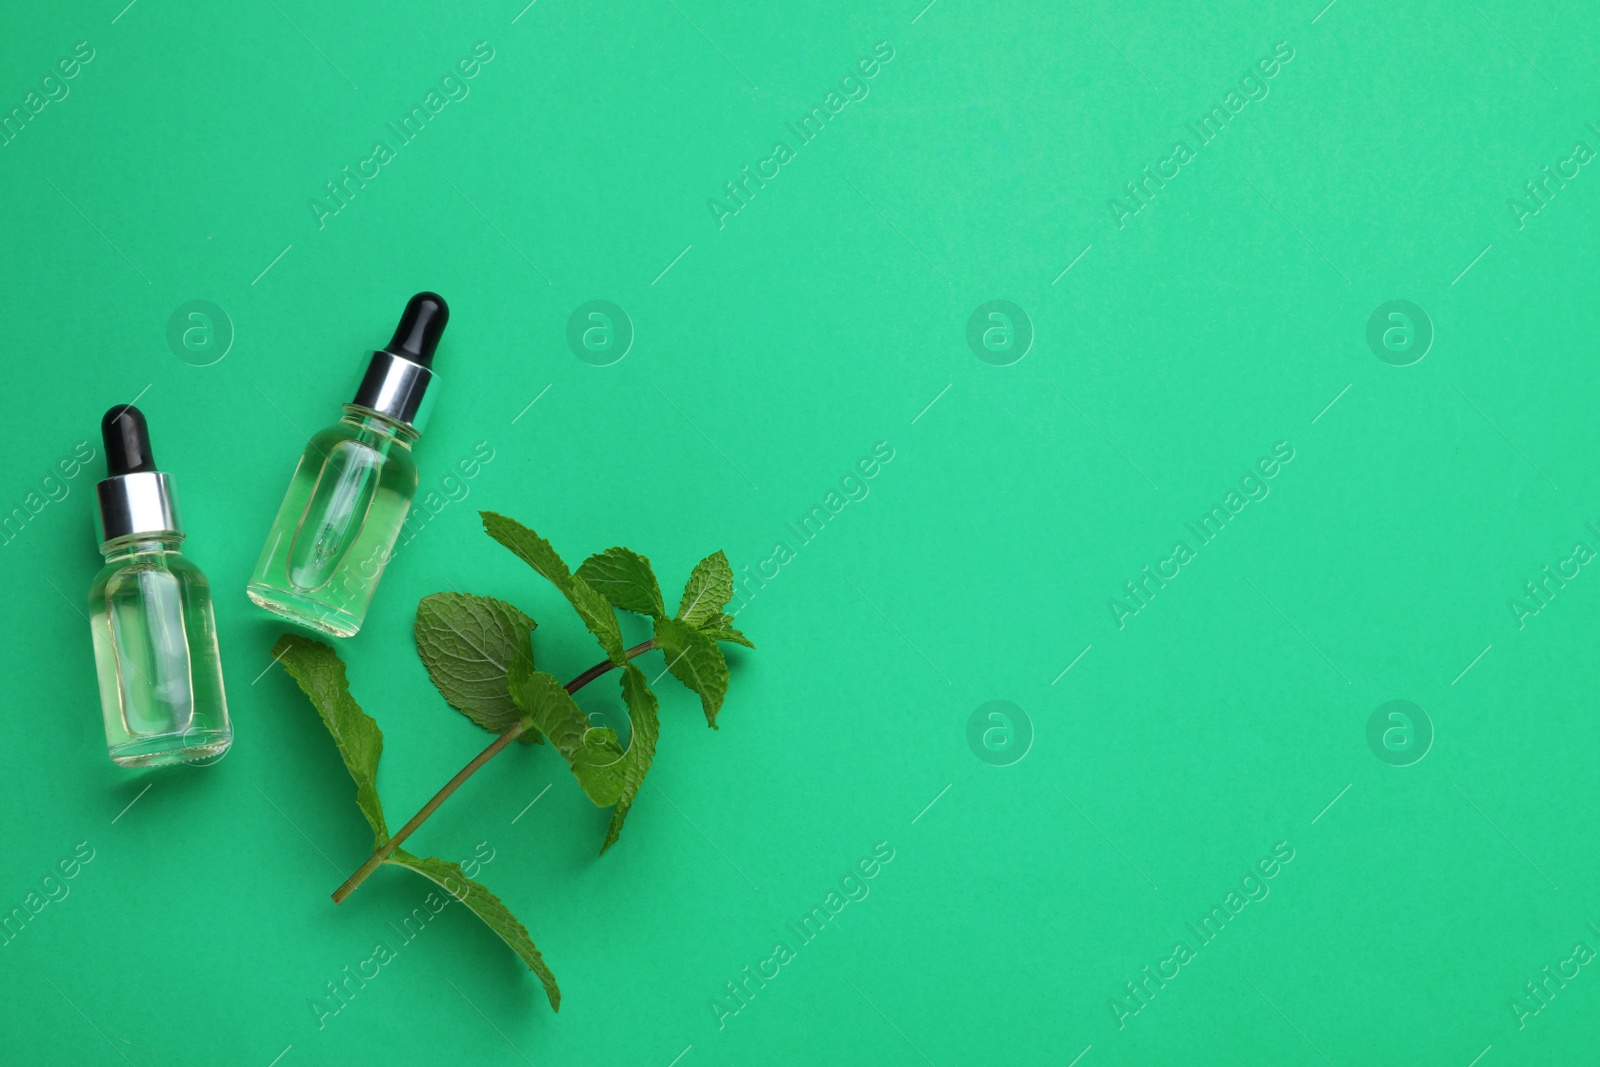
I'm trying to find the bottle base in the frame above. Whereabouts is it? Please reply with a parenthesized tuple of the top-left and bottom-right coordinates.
(247, 583, 363, 638)
(110, 728, 232, 768)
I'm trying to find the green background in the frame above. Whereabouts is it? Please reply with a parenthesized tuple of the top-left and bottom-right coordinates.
(2, 0, 1597, 1062)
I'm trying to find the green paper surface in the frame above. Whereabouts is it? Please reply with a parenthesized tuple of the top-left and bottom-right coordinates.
(2, 0, 1598, 1063)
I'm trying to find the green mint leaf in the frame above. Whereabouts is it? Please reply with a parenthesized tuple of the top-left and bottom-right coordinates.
(676, 550, 734, 626)
(481, 511, 627, 665)
(271, 634, 388, 847)
(576, 547, 665, 618)
(385, 849, 560, 1011)
(652, 616, 730, 728)
(507, 655, 627, 806)
(700, 612, 755, 649)
(414, 593, 542, 741)
(600, 664, 661, 855)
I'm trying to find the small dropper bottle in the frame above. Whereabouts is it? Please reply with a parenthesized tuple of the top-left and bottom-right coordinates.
(89, 406, 232, 767)
(246, 293, 448, 637)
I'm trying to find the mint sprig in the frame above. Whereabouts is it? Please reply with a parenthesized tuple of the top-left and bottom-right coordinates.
(273, 634, 560, 1009)
(270, 511, 754, 1012)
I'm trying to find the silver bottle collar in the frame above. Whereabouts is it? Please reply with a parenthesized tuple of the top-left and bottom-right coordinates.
(96, 471, 182, 545)
(352, 350, 436, 433)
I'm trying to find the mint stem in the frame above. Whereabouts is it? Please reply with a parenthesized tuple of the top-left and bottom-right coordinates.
(332, 638, 655, 904)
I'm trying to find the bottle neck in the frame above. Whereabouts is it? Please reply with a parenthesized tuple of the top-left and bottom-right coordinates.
(341, 404, 419, 446)
(100, 533, 184, 561)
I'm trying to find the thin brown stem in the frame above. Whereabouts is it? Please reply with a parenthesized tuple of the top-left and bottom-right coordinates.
(332, 638, 655, 904)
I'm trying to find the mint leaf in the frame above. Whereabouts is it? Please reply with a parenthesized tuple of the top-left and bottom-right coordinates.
(481, 512, 627, 665)
(700, 612, 755, 649)
(576, 547, 665, 618)
(414, 593, 541, 740)
(507, 655, 627, 805)
(385, 849, 560, 1011)
(600, 665, 661, 854)
(676, 550, 734, 626)
(653, 616, 730, 728)
(272, 634, 388, 846)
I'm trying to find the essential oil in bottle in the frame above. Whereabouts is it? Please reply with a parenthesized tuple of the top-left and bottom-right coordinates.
(89, 405, 232, 768)
(246, 292, 448, 637)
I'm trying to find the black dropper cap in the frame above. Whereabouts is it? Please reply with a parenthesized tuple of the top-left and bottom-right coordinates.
(95, 405, 180, 542)
(384, 292, 449, 367)
(102, 405, 158, 475)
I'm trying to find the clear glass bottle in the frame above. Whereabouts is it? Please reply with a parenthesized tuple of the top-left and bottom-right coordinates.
(90, 406, 232, 768)
(246, 292, 448, 638)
